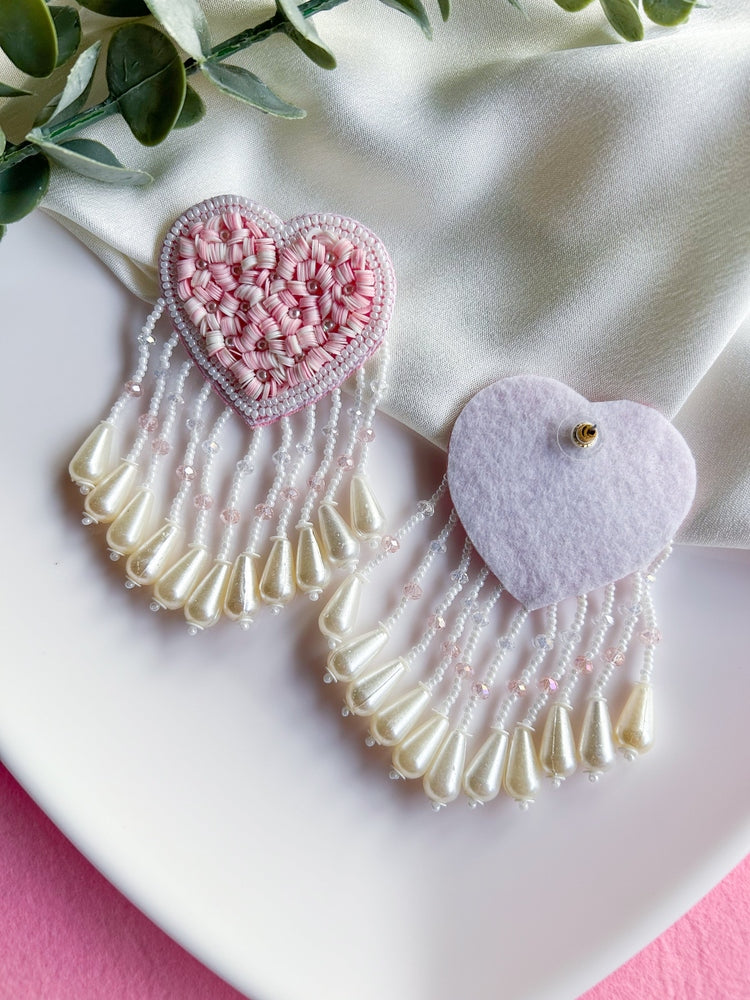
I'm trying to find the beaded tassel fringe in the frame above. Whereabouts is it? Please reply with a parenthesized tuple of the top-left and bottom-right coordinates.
(318, 477, 669, 811)
(68, 300, 391, 633)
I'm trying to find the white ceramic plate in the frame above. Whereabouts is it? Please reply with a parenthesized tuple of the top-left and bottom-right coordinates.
(1, 214, 748, 1000)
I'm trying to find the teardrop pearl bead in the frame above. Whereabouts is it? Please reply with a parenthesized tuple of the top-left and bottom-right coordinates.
(69, 421, 114, 489)
(392, 712, 450, 780)
(318, 573, 362, 642)
(503, 724, 542, 806)
(615, 682, 654, 758)
(539, 702, 577, 782)
(462, 728, 509, 804)
(126, 520, 184, 587)
(326, 625, 389, 682)
(349, 474, 386, 541)
(295, 523, 329, 597)
(318, 502, 359, 568)
(84, 460, 138, 523)
(345, 658, 406, 716)
(106, 488, 154, 555)
(578, 697, 616, 777)
(153, 544, 209, 611)
(424, 729, 467, 805)
(370, 684, 431, 746)
(224, 552, 260, 625)
(259, 537, 296, 607)
(184, 559, 232, 630)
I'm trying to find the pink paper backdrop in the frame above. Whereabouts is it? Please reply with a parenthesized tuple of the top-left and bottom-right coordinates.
(1, 762, 748, 999)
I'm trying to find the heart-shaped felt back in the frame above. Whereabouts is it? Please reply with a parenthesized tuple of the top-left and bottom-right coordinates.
(447, 376, 696, 610)
(159, 196, 396, 427)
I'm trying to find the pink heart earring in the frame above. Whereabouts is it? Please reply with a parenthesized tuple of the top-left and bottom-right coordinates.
(317, 375, 696, 810)
(68, 195, 396, 631)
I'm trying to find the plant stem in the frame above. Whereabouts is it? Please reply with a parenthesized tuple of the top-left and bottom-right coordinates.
(0, 0, 351, 170)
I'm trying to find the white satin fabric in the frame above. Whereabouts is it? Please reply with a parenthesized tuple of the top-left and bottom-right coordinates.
(24, 0, 750, 545)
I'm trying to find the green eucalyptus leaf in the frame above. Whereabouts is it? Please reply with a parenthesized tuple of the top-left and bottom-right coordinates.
(437, 0, 450, 19)
(173, 83, 205, 128)
(0, 82, 33, 97)
(643, 0, 695, 24)
(145, 0, 212, 61)
(599, 0, 644, 38)
(106, 24, 186, 146)
(554, 0, 595, 10)
(77, 0, 149, 15)
(0, 0, 58, 78)
(50, 6, 81, 67)
(32, 136, 153, 185)
(0, 224, 6, 243)
(283, 20, 336, 70)
(376, 0, 432, 39)
(0, 152, 50, 223)
(45, 40, 101, 125)
(201, 61, 305, 119)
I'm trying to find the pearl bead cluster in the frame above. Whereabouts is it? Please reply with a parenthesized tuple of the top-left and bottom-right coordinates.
(69, 297, 394, 630)
(317, 481, 675, 811)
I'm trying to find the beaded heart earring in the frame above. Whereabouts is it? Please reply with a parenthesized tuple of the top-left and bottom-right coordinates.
(317, 375, 696, 810)
(68, 195, 395, 632)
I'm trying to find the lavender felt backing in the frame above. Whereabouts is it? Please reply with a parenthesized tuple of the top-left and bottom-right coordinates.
(447, 376, 696, 610)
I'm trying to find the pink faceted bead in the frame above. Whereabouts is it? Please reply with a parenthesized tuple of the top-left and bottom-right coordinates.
(427, 614, 446, 631)
(603, 647, 625, 666)
(151, 437, 170, 455)
(639, 628, 662, 646)
(381, 535, 400, 554)
(138, 414, 158, 433)
(455, 661, 473, 678)
(176, 464, 196, 482)
(220, 507, 241, 525)
(574, 655, 594, 673)
(403, 581, 423, 600)
(280, 487, 299, 502)
(124, 380, 142, 397)
(440, 639, 460, 660)
(538, 677, 559, 693)
(507, 679, 527, 695)
(307, 476, 324, 494)
(337, 455, 354, 471)
(194, 493, 213, 511)
(472, 681, 490, 700)
(357, 427, 375, 444)
(254, 503, 273, 520)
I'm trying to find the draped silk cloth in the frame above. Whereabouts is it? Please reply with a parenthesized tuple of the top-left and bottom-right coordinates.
(15, 0, 749, 545)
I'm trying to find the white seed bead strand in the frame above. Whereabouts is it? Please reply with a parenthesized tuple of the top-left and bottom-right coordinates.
(168, 382, 213, 525)
(245, 418, 293, 557)
(108, 300, 166, 425)
(275, 404, 316, 537)
(192, 407, 233, 549)
(424, 567, 489, 694)
(438, 584, 504, 718)
(216, 429, 262, 562)
(492, 604, 559, 731)
(355, 341, 389, 475)
(593, 574, 644, 697)
(403, 535, 473, 667)
(123, 332, 180, 465)
(358, 475, 450, 583)
(325, 368, 366, 503)
(556, 582, 616, 709)
(458, 605, 530, 733)
(380, 511, 460, 634)
(523, 593, 588, 729)
(639, 542, 672, 682)
(299, 389, 342, 524)
(141, 362, 192, 491)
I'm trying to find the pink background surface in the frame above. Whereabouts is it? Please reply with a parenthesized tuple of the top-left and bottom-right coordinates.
(1, 762, 748, 1000)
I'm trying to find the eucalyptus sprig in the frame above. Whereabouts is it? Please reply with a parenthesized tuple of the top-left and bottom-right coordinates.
(0, 0, 699, 241)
